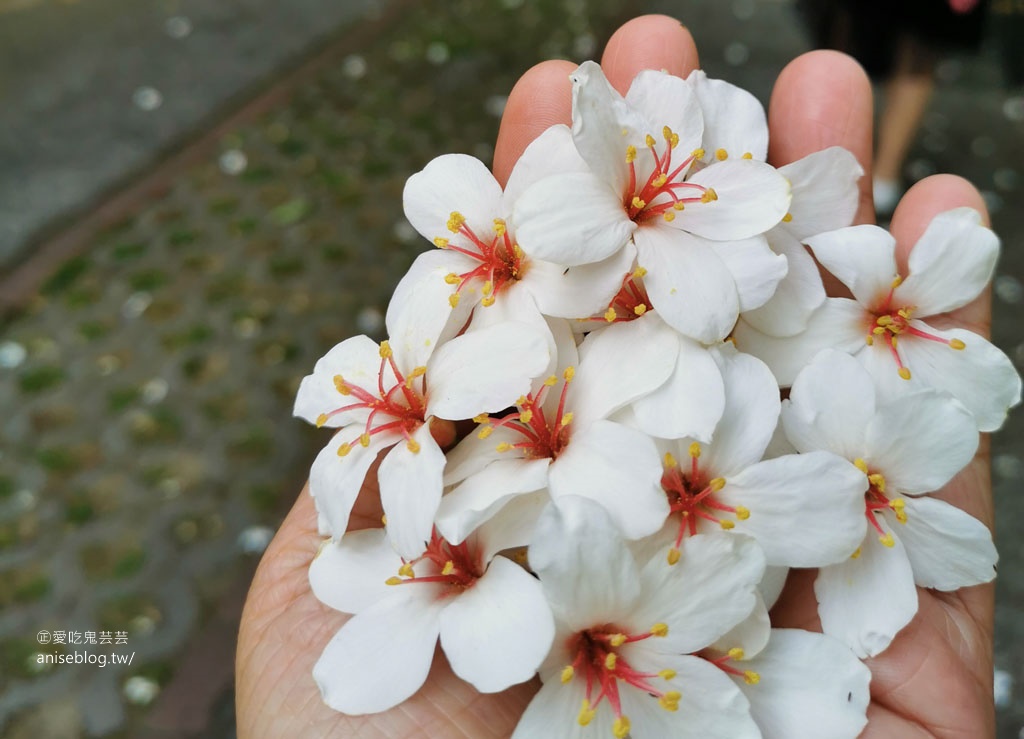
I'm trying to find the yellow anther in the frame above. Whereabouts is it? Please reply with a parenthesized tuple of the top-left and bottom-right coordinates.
(782, 212, 793, 222)
(482, 280, 494, 296)
(563, 366, 576, 382)
(728, 647, 745, 660)
(381, 514, 387, 525)
(378, 341, 392, 359)
(604, 307, 617, 322)
(476, 426, 493, 440)
(891, 276, 903, 289)
(876, 315, 894, 326)
(625, 145, 637, 163)
(315, 413, 328, 428)
(879, 533, 895, 548)
(604, 653, 617, 670)
(632, 196, 647, 209)
(866, 335, 874, 346)
(544, 375, 558, 387)
(664, 452, 678, 469)
(406, 438, 420, 453)
(385, 576, 403, 585)
(633, 266, 648, 278)
(715, 148, 728, 161)
(516, 396, 527, 406)
(561, 665, 575, 684)
(673, 201, 685, 211)
(689, 442, 701, 458)
(634, 303, 648, 315)
(741, 152, 753, 159)
(891, 335, 899, 346)
(853, 458, 869, 474)
(645, 134, 656, 147)
(398, 562, 415, 578)
(441, 560, 455, 576)
(868, 473, 886, 492)
(709, 477, 726, 492)
(609, 633, 627, 647)
(872, 326, 887, 335)
(898, 367, 912, 380)
(577, 700, 596, 726)
(743, 670, 760, 685)
(446, 211, 465, 233)
(735, 505, 750, 520)
(950, 338, 966, 350)
(481, 295, 496, 307)
(659, 692, 681, 711)
(405, 366, 427, 388)
(667, 547, 681, 565)
(560, 413, 574, 427)
(691, 148, 705, 160)
(519, 409, 533, 424)
(448, 293, 460, 308)
(700, 187, 719, 203)
(650, 623, 669, 637)
(337, 442, 352, 457)
(662, 125, 673, 141)
(720, 519, 736, 530)
(473, 413, 490, 424)
(613, 715, 631, 738)
(496, 442, 513, 453)
(359, 433, 371, 447)
(333, 374, 351, 395)
(663, 211, 676, 222)
(445, 272, 461, 284)
(890, 498, 905, 511)
(493, 218, 506, 236)
(850, 547, 862, 559)
(670, 133, 679, 149)
(652, 173, 668, 188)
(434, 236, 450, 248)
(659, 669, 677, 680)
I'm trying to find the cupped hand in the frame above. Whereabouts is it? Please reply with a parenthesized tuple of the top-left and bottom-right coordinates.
(236, 15, 996, 738)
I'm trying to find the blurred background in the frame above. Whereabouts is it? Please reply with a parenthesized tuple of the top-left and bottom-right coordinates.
(0, 0, 1021, 736)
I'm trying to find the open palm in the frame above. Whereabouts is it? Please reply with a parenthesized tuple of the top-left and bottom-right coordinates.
(236, 16, 997, 739)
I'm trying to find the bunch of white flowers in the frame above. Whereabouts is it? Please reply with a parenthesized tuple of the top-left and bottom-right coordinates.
(294, 61, 1021, 738)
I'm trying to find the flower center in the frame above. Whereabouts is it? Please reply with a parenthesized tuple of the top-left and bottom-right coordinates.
(623, 127, 719, 225)
(851, 458, 907, 553)
(867, 277, 966, 380)
(315, 341, 427, 455)
(705, 647, 761, 685)
(661, 443, 747, 565)
(600, 267, 652, 323)
(436, 213, 526, 308)
(560, 622, 676, 738)
(385, 528, 484, 595)
(475, 367, 575, 460)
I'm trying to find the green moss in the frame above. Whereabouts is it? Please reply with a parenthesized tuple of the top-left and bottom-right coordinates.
(41, 255, 92, 295)
(78, 320, 111, 341)
(36, 447, 78, 474)
(269, 198, 312, 226)
(129, 269, 169, 291)
(18, 366, 65, 393)
(108, 385, 141, 412)
(111, 241, 147, 261)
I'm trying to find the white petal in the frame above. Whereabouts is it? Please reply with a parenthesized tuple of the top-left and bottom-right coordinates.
(634, 226, 739, 343)
(897, 207, 999, 316)
(427, 321, 549, 420)
(733, 298, 867, 386)
(739, 629, 870, 739)
(440, 556, 555, 692)
(679, 160, 791, 241)
(703, 345, 780, 477)
(883, 322, 1022, 432)
(503, 124, 589, 210)
(442, 423, 522, 485)
(760, 566, 790, 609)
(474, 490, 550, 562)
(548, 421, 668, 540)
(529, 495, 642, 629)
(711, 235, 788, 312)
(778, 146, 864, 241)
(865, 391, 978, 494)
(805, 225, 898, 309)
(378, 425, 445, 559)
(815, 527, 918, 658)
(512, 678, 601, 739)
(898, 496, 997, 590)
(632, 331, 725, 442)
(309, 530, 400, 614)
(742, 228, 827, 337)
(710, 593, 771, 657)
(525, 241, 637, 319)
(688, 69, 768, 162)
(569, 313, 679, 427)
(634, 533, 765, 654)
(403, 153, 502, 245)
(313, 589, 443, 714)
(719, 452, 868, 567)
(782, 349, 875, 458)
(625, 69, 704, 164)
(294, 336, 380, 427)
(435, 458, 550, 544)
(310, 430, 394, 536)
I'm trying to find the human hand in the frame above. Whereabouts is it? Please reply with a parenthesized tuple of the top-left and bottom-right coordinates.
(235, 15, 997, 738)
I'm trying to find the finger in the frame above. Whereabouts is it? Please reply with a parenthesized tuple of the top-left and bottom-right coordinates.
(768, 50, 875, 226)
(600, 14, 699, 93)
(492, 60, 575, 187)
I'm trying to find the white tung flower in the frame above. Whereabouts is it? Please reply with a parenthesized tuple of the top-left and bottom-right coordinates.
(513, 496, 765, 739)
(512, 61, 791, 343)
(783, 349, 997, 658)
(735, 207, 1022, 431)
